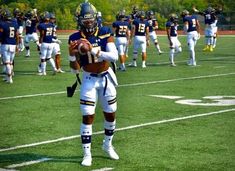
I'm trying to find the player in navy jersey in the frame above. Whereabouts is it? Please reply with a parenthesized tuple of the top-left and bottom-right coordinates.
(181, 10, 200, 66)
(147, 10, 163, 55)
(129, 10, 150, 68)
(13, 8, 25, 52)
(112, 10, 130, 71)
(193, 6, 221, 51)
(50, 13, 64, 73)
(0, 9, 19, 83)
(166, 13, 182, 66)
(37, 12, 57, 75)
(24, 9, 40, 57)
(97, 11, 103, 28)
(68, 2, 119, 166)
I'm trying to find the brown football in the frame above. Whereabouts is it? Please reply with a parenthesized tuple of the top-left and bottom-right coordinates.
(77, 39, 91, 55)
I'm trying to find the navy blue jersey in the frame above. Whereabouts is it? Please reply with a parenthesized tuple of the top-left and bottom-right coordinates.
(133, 19, 149, 36)
(0, 20, 18, 45)
(204, 13, 216, 25)
(68, 26, 112, 67)
(38, 22, 54, 43)
(97, 17, 103, 28)
(112, 20, 129, 37)
(183, 15, 198, 32)
(166, 21, 178, 37)
(25, 18, 38, 34)
(148, 19, 158, 32)
(51, 23, 57, 39)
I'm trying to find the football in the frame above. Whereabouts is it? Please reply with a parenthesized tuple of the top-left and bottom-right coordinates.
(77, 39, 91, 55)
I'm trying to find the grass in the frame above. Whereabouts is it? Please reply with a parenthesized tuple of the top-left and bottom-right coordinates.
(0, 34, 235, 171)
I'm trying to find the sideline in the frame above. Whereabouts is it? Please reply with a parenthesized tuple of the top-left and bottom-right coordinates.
(0, 72, 235, 101)
(0, 108, 234, 153)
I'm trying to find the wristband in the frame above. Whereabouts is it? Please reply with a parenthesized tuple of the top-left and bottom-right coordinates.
(69, 55, 76, 62)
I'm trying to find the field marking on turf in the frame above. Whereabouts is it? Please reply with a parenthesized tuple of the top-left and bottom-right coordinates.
(0, 72, 235, 101)
(0, 108, 234, 153)
(91, 168, 114, 171)
(0, 168, 18, 171)
(5, 158, 52, 169)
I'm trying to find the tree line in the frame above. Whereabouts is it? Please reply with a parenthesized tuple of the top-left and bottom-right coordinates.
(1, 0, 234, 30)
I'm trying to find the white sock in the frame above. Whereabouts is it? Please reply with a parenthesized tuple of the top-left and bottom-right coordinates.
(48, 58, 56, 71)
(80, 123, 92, 156)
(104, 120, 116, 146)
(41, 61, 46, 73)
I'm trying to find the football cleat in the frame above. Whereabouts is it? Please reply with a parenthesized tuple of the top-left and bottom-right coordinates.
(57, 68, 65, 73)
(38, 72, 46, 76)
(158, 50, 163, 55)
(128, 61, 137, 67)
(203, 45, 209, 51)
(171, 63, 176, 67)
(142, 63, 146, 68)
(102, 144, 119, 160)
(81, 154, 92, 167)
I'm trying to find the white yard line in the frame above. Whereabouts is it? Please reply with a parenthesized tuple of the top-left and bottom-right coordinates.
(0, 72, 234, 101)
(91, 168, 114, 171)
(5, 158, 52, 169)
(0, 108, 234, 153)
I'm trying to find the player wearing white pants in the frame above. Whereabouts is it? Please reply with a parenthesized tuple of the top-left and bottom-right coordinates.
(130, 10, 149, 68)
(166, 14, 182, 66)
(182, 10, 200, 66)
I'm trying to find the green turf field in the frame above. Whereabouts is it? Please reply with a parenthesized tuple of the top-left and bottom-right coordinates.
(0, 34, 235, 171)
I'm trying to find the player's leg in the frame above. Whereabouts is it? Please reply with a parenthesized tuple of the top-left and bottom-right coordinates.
(140, 37, 147, 68)
(99, 76, 119, 160)
(46, 43, 57, 74)
(150, 32, 162, 54)
(80, 74, 97, 166)
(129, 36, 139, 67)
(24, 34, 30, 57)
(188, 35, 197, 66)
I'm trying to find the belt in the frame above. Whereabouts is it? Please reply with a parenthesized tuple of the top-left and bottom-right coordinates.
(89, 71, 108, 96)
(90, 71, 108, 77)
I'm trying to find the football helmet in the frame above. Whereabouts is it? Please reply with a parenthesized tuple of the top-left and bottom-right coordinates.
(147, 10, 154, 19)
(117, 10, 126, 20)
(181, 10, 189, 17)
(169, 13, 178, 23)
(39, 11, 50, 22)
(76, 2, 98, 34)
(139, 11, 146, 19)
(1, 9, 12, 21)
(13, 8, 21, 17)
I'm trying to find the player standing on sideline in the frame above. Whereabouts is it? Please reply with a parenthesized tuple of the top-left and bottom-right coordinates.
(68, 2, 119, 166)
(146, 10, 163, 55)
(13, 8, 25, 52)
(50, 13, 65, 73)
(193, 6, 221, 51)
(37, 12, 57, 76)
(166, 13, 182, 66)
(97, 11, 103, 28)
(181, 10, 200, 66)
(24, 9, 40, 57)
(0, 9, 19, 83)
(129, 10, 149, 68)
(112, 10, 130, 71)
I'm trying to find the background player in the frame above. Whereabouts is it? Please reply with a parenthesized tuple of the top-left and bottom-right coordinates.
(181, 10, 200, 66)
(112, 10, 130, 71)
(129, 10, 149, 68)
(166, 13, 182, 66)
(146, 10, 163, 55)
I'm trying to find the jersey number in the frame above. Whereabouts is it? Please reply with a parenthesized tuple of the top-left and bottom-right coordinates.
(118, 26, 127, 35)
(87, 46, 101, 64)
(9, 27, 15, 38)
(138, 24, 146, 33)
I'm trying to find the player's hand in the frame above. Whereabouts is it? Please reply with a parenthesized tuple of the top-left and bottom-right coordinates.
(147, 40, 150, 47)
(69, 40, 79, 56)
